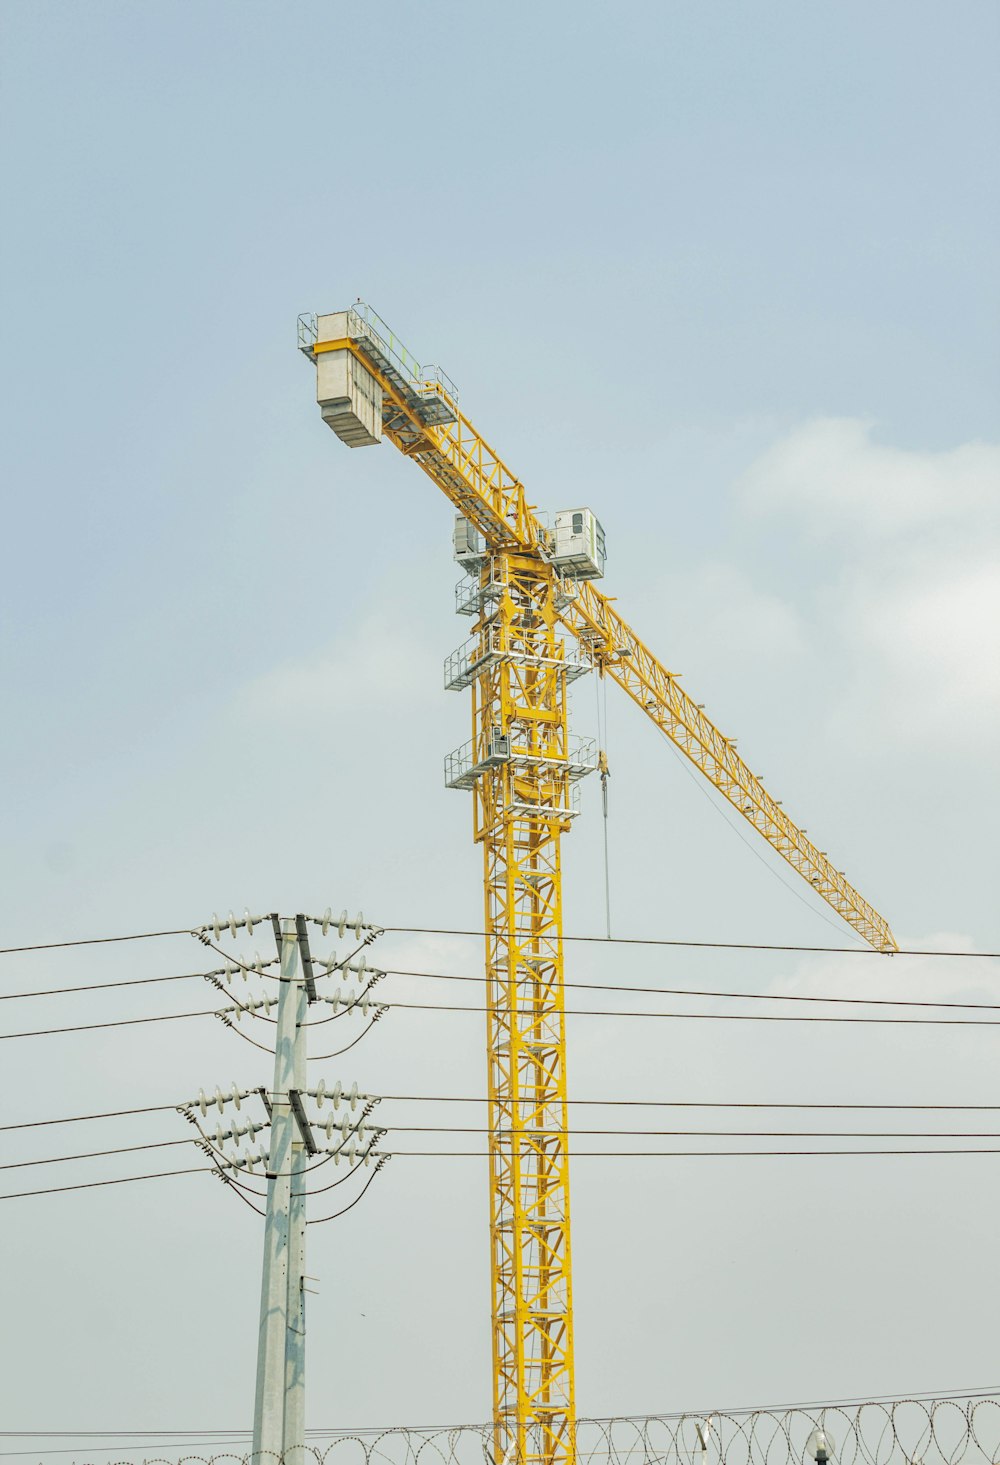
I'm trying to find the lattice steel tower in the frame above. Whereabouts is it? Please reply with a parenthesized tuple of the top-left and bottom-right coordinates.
(299, 304, 897, 1465)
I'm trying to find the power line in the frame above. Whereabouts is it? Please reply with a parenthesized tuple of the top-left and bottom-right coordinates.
(386, 1126, 1000, 1139)
(389, 1148, 1000, 1158)
(0, 1167, 209, 1200)
(13, 1126, 1000, 1177)
(0, 968, 224, 1001)
(379, 1094, 1000, 1111)
(9, 960, 1000, 1012)
(9, 998, 1000, 1040)
(384, 967, 1000, 1012)
(0, 1137, 194, 1171)
(382, 926, 1000, 958)
(0, 1102, 181, 1132)
(7, 1387, 1000, 1436)
(8, 1093, 1000, 1135)
(0, 927, 193, 956)
(0, 921, 995, 961)
(0, 1009, 215, 1040)
(385, 998, 1000, 1027)
(6, 1146, 1000, 1200)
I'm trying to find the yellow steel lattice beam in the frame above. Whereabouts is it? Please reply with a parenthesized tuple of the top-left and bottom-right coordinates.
(307, 327, 897, 953)
(475, 554, 576, 1465)
(554, 579, 897, 951)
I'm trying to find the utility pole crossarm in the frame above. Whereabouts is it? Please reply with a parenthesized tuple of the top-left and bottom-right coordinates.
(558, 577, 898, 953)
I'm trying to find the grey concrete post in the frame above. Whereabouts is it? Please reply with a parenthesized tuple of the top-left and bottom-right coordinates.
(284, 950, 308, 1461)
(252, 919, 307, 1460)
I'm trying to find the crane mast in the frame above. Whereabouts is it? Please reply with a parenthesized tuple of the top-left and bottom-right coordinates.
(299, 303, 897, 1465)
(475, 549, 578, 1465)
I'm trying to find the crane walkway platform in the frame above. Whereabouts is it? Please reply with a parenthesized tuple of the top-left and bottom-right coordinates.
(444, 628, 590, 692)
(444, 736, 597, 792)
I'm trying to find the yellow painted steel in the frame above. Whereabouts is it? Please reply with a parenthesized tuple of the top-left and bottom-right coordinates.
(475, 551, 577, 1465)
(312, 337, 354, 354)
(306, 315, 898, 1465)
(552, 583, 897, 952)
(317, 330, 897, 954)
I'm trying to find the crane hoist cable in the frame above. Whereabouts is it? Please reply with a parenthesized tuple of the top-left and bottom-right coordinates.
(594, 665, 612, 939)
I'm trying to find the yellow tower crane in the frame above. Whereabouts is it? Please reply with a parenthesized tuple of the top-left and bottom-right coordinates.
(298, 303, 897, 1465)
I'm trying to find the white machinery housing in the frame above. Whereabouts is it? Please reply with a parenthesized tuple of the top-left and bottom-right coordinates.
(453, 515, 488, 570)
(550, 508, 606, 580)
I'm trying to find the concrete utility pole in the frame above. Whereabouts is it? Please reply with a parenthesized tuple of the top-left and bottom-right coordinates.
(252, 918, 308, 1461)
(187, 905, 387, 1458)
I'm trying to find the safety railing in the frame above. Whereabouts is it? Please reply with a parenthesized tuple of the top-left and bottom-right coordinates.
(349, 302, 459, 419)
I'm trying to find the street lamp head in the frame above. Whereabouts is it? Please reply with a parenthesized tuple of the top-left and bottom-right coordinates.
(806, 1429, 836, 1464)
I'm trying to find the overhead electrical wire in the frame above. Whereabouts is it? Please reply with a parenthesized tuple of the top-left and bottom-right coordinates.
(0, 969, 222, 1001)
(0, 1008, 216, 1040)
(0, 922, 996, 961)
(0, 1102, 181, 1132)
(379, 998, 1000, 1027)
(0, 1137, 194, 1171)
(308, 1155, 389, 1224)
(12, 992, 1000, 1043)
(8, 1093, 1000, 1136)
(7, 1128, 1000, 1200)
(6, 962, 1000, 1012)
(11, 1125, 1000, 1177)
(386, 1094, 1000, 1111)
(382, 926, 999, 958)
(7, 1383, 1000, 1438)
(0, 927, 195, 955)
(7, 1384, 1000, 1451)
(382, 967, 1000, 1013)
(380, 1126, 1000, 1139)
(0, 1166, 211, 1200)
(389, 1147, 1000, 1159)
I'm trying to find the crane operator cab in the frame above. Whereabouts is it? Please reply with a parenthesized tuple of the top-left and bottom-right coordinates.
(550, 508, 606, 580)
(452, 508, 606, 582)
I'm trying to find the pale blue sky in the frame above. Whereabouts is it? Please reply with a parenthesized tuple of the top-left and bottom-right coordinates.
(1, 1, 999, 1452)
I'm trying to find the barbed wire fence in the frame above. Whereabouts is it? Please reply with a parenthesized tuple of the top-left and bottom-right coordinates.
(66, 1398, 1000, 1465)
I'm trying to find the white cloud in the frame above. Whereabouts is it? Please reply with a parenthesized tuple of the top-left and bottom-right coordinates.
(234, 609, 439, 719)
(639, 562, 806, 710)
(741, 417, 1000, 537)
(738, 418, 1000, 749)
(677, 562, 806, 662)
(845, 554, 1000, 743)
